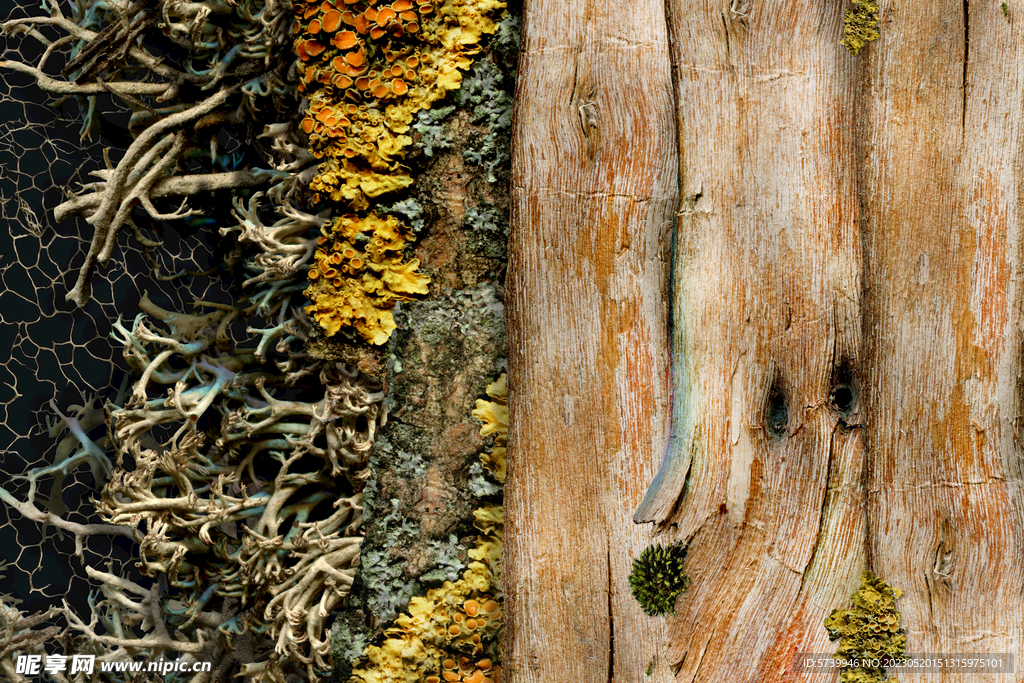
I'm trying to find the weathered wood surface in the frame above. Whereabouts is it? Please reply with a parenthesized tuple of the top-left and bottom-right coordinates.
(638, 1, 1024, 682)
(634, 1, 866, 680)
(510, 0, 1024, 681)
(860, 1, 1024, 679)
(505, 0, 678, 680)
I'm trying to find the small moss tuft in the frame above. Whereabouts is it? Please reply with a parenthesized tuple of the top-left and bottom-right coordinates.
(841, 0, 881, 55)
(1002, 2, 1010, 16)
(825, 571, 906, 683)
(628, 541, 690, 617)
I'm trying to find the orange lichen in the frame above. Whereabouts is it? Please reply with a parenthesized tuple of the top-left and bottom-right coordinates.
(293, 0, 505, 343)
(293, 0, 505, 206)
(304, 212, 429, 344)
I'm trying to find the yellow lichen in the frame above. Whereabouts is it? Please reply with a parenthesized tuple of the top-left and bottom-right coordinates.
(295, 0, 505, 343)
(295, 0, 506, 203)
(349, 502, 503, 683)
(472, 373, 506, 482)
(305, 212, 430, 344)
(349, 375, 507, 682)
(840, 0, 880, 55)
(309, 159, 415, 210)
(825, 571, 906, 683)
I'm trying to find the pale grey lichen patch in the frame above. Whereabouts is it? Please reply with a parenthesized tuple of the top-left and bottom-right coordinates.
(330, 605, 370, 679)
(394, 446, 429, 479)
(468, 461, 502, 497)
(457, 57, 513, 184)
(412, 105, 457, 158)
(383, 197, 427, 234)
(420, 535, 468, 585)
(494, 9, 522, 51)
(466, 203, 504, 235)
(360, 496, 424, 621)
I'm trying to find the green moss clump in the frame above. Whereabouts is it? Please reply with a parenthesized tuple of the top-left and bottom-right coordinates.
(841, 0, 881, 54)
(825, 571, 907, 683)
(628, 542, 690, 616)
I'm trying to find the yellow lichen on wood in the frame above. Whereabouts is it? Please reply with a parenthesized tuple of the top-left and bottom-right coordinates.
(294, 0, 506, 343)
(840, 0, 880, 54)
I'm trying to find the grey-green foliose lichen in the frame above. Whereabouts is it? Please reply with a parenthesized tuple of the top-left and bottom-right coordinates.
(456, 54, 514, 184)
(412, 105, 457, 158)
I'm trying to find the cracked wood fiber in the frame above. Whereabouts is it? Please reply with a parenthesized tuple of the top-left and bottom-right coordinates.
(635, 1, 866, 680)
(860, 0, 1024, 679)
(632, 1, 1024, 681)
(505, 0, 677, 680)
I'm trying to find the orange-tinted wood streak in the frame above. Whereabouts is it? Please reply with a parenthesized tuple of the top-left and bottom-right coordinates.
(860, 0, 1024, 678)
(655, 2, 863, 680)
(505, 0, 677, 680)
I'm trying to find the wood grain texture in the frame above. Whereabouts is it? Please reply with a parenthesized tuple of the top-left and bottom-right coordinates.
(504, 0, 678, 680)
(637, 1, 1024, 681)
(635, 1, 866, 680)
(509, 0, 1024, 680)
(860, 1, 1024, 679)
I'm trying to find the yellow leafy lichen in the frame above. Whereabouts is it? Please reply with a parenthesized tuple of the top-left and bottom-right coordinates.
(840, 0, 880, 55)
(295, 0, 507, 204)
(472, 373, 506, 482)
(348, 376, 507, 682)
(825, 571, 906, 683)
(294, 0, 506, 343)
(309, 159, 415, 210)
(349, 504, 503, 683)
(305, 212, 430, 344)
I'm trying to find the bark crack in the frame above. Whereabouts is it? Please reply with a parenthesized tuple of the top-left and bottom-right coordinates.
(924, 572, 935, 625)
(606, 543, 615, 683)
(797, 422, 840, 599)
(721, 12, 732, 63)
(962, 0, 969, 133)
(633, 0, 684, 528)
(687, 636, 714, 683)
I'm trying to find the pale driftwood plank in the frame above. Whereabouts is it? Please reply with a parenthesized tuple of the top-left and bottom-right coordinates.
(639, 1, 866, 680)
(861, 1, 1024, 679)
(505, 0, 678, 679)
(512, 1, 1024, 681)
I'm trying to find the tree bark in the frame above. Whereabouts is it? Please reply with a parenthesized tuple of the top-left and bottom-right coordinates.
(509, 0, 1024, 681)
